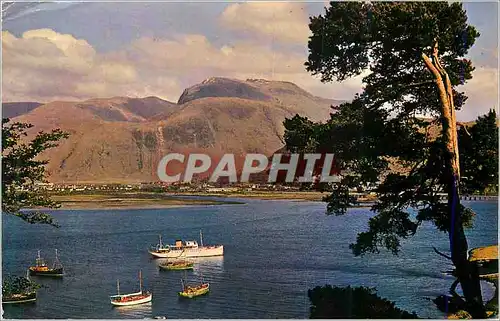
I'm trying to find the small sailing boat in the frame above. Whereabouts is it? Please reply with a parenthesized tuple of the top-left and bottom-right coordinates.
(2, 270, 38, 304)
(159, 260, 194, 271)
(28, 249, 64, 277)
(178, 270, 209, 299)
(110, 270, 152, 306)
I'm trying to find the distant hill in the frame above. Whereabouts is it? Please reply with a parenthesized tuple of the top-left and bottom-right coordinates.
(177, 77, 344, 122)
(8, 77, 345, 183)
(2, 102, 43, 118)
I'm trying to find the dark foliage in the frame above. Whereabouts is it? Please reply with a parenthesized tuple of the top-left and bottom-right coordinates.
(286, 0, 480, 257)
(308, 285, 419, 319)
(2, 275, 41, 296)
(2, 118, 69, 226)
(458, 109, 498, 194)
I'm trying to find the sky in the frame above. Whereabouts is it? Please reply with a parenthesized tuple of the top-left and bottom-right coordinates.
(1, 1, 498, 121)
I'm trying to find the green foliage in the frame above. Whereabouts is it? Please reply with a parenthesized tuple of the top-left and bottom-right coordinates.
(458, 109, 499, 194)
(2, 118, 69, 226)
(308, 285, 419, 318)
(285, 1, 481, 256)
(2, 275, 41, 296)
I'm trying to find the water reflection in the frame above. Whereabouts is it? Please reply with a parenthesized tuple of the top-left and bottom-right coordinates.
(192, 256, 224, 266)
(113, 301, 153, 319)
(152, 256, 224, 275)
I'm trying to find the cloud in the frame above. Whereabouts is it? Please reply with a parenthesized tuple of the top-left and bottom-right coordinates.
(7, 27, 494, 121)
(457, 66, 499, 121)
(1, 29, 182, 102)
(2, 2, 497, 121)
(2, 28, 360, 104)
(219, 2, 311, 44)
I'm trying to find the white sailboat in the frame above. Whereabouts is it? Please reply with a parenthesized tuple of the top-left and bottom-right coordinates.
(109, 270, 152, 306)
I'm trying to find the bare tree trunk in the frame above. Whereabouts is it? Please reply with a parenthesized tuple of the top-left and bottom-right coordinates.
(422, 42, 486, 318)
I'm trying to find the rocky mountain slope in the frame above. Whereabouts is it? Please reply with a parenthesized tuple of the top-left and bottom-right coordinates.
(4, 77, 344, 183)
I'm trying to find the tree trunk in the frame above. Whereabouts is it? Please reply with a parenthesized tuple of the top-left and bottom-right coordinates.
(422, 43, 486, 318)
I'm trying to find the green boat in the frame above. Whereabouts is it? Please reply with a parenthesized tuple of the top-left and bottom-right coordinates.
(178, 271, 209, 298)
(159, 260, 194, 271)
(178, 282, 209, 298)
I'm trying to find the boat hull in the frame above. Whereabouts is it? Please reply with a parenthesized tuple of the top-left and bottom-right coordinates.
(29, 267, 64, 277)
(2, 292, 37, 304)
(149, 246, 223, 258)
(178, 285, 209, 298)
(110, 293, 152, 306)
(159, 264, 194, 271)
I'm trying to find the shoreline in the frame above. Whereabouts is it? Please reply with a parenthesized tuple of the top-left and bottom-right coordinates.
(31, 191, 378, 210)
(38, 193, 246, 211)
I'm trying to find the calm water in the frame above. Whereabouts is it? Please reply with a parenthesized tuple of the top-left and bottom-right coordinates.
(2, 198, 498, 319)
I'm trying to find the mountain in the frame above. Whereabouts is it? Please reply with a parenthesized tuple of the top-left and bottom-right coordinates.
(2, 102, 43, 118)
(8, 77, 345, 183)
(74, 96, 179, 122)
(177, 77, 344, 122)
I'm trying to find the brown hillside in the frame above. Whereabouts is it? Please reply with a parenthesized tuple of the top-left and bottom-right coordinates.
(177, 77, 344, 122)
(8, 78, 342, 183)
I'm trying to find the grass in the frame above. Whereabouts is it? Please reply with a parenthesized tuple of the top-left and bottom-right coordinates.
(46, 190, 378, 209)
(469, 245, 498, 262)
(46, 193, 244, 210)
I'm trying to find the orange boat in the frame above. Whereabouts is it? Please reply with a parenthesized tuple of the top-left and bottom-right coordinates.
(29, 250, 63, 277)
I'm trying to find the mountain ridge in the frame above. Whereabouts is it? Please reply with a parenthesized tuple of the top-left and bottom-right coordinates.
(4, 77, 345, 183)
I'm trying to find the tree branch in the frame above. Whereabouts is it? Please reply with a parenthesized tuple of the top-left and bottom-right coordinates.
(433, 246, 453, 260)
(462, 125, 472, 137)
(368, 80, 435, 111)
(449, 278, 466, 303)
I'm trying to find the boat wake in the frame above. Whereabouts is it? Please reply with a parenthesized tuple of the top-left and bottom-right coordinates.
(114, 301, 152, 318)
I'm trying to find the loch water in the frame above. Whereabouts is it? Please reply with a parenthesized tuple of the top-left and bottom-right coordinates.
(2, 198, 498, 319)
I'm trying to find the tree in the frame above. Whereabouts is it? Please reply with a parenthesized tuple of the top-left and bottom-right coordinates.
(458, 109, 498, 195)
(2, 274, 41, 297)
(308, 285, 419, 319)
(285, 2, 489, 317)
(2, 118, 69, 226)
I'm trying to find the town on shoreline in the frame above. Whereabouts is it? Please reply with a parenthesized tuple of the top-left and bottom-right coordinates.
(28, 181, 497, 210)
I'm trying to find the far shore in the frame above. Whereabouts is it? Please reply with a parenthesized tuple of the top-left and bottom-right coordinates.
(42, 193, 245, 210)
(35, 191, 377, 210)
(171, 191, 328, 201)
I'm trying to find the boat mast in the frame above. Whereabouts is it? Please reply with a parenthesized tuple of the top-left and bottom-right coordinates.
(159, 234, 163, 248)
(200, 230, 203, 247)
(36, 250, 44, 267)
(183, 270, 188, 289)
(54, 249, 61, 268)
(117, 279, 120, 295)
(139, 270, 143, 292)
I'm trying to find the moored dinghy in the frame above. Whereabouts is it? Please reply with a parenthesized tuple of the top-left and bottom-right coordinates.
(159, 260, 194, 271)
(2, 270, 38, 304)
(178, 271, 209, 299)
(110, 270, 152, 306)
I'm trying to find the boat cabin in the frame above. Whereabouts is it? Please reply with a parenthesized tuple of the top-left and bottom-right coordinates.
(174, 240, 198, 248)
(185, 241, 198, 248)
